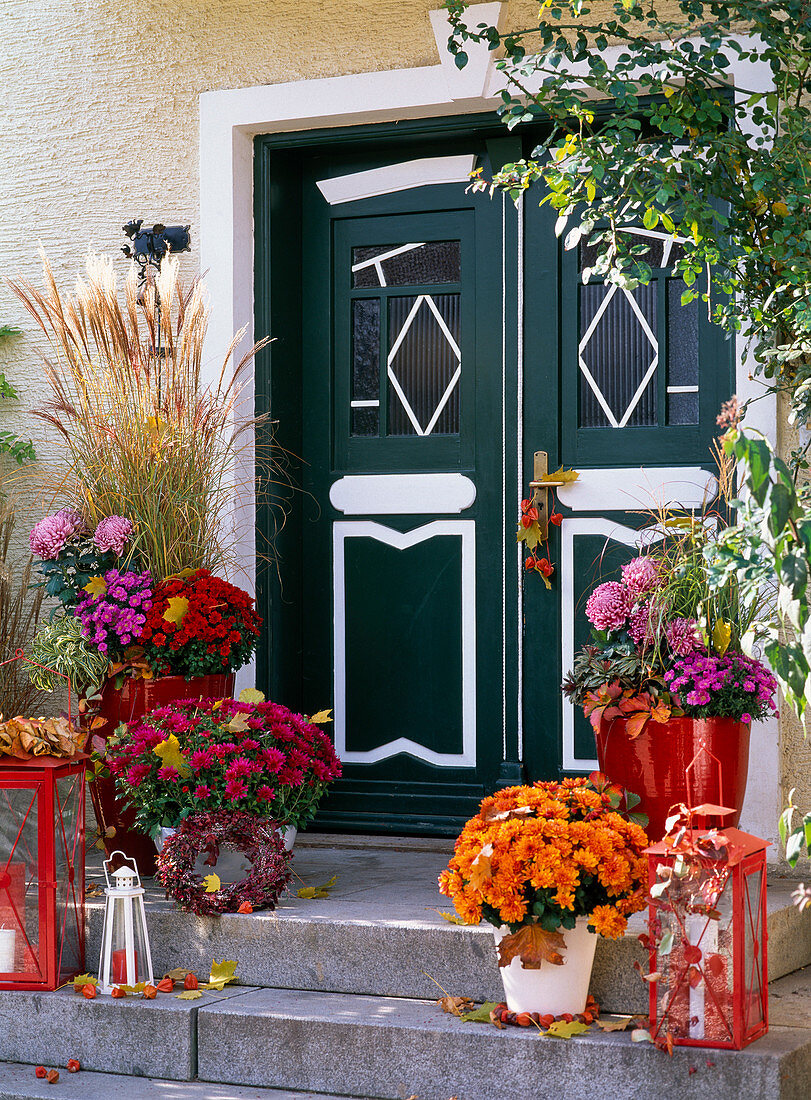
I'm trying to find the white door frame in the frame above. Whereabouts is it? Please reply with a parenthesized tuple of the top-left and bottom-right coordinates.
(198, 5, 779, 843)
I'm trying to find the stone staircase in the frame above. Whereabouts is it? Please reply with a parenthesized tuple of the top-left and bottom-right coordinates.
(0, 836, 810, 1100)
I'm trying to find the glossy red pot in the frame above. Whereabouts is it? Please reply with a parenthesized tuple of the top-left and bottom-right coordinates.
(594, 716, 751, 842)
(87, 673, 235, 874)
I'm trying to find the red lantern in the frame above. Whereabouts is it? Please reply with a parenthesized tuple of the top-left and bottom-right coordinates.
(645, 818, 769, 1049)
(0, 652, 86, 991)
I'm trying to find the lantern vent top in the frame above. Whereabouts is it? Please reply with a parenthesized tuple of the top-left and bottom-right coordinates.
(103, 852, 141, 890)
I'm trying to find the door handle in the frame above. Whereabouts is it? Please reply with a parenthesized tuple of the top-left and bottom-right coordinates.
(529, 451, 566, 540)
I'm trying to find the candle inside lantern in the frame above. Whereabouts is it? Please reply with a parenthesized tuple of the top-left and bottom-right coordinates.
(112, 948, 138, 985)
(0, 927, 16, 973)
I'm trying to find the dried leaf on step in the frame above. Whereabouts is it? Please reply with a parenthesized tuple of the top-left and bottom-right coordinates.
(460, 1001, 501, 1023)
(203, 873, 221, 894)
(297, 875, 336, 899)
(426, 908, 465, 925)
(72, 974, 98, 992)
(163, 968, 193, 982)
(437, 995, 476, 1017)
(118, 982, 146, 994)
(308, 709, 333, 724)
(176, 989, 202, 1000)
(596, 1016, 632, 1032)
(204, 959, 239, 991)
(545, 1020, 590, 1039)
(631, 1028, 653, 1043)
(496, 925, 567, 969)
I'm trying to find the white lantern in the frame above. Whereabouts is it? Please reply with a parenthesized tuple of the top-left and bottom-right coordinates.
(97, 852, 154, 995)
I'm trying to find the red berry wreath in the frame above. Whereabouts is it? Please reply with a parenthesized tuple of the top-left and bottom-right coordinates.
(156, 811, 292, 915)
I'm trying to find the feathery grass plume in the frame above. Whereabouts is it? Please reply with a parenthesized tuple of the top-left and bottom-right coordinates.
(8, 252, 272, 580)
(0, 499, 46, 716)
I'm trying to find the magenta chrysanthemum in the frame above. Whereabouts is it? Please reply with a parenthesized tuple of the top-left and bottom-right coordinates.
(585, 581, 632, 632)
(628, 601, 658, 646)
(93, 515, 133, 556)
(29, 511, 81, 559)
(666, 617, 703, 656)
(621, 556, 660, 597)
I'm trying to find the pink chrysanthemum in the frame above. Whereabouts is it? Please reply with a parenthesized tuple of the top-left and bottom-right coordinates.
(158, 765, 180, 782)
(126, 763, 151, 787)
(666, 617, 703, 656)
(94, 515, 133, 556)
(585, 581, 632, 632)
(225, 777, 248, 800)
(621, 556, 660, 597)
(257, 785, 275, 802)
(628, 601, 657, 646)
(29, 512, 80, 559)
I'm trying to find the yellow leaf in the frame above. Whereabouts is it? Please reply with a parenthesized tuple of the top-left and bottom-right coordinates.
(163, 596, 189, 625)
(83, 576, 107, 597)
(203, 873, 221, 894)
(773, 201, 789, 217)
(596, 1016, 633, 1032)
(175, 989, 202, 1000)
(308, 709, 333, 725)
(238, 688, 266, 704)
(426, 908, 466, 925)
(712, 619, 732, 655)
(153, 734, 192, 778)
(228, 713, 250, 733)
(663, 85, 676, 98)
(545, 1019, 590, 1039)
(206, 959, 239, 990)
(297, 875, 337, 899)
(540, 466, 579, 483)
(163, 968, 193, 982)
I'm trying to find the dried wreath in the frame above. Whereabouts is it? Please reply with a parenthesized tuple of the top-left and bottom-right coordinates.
(156, 810, 292, 915)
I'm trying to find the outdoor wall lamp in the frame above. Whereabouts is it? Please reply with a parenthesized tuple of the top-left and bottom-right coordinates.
(122, 219, 191, 286)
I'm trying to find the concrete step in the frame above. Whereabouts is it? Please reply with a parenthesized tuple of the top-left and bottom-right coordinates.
(0, 1064, 352, 1100)
(195, 985, 811, 1100)
(86, 845, 811, 1016)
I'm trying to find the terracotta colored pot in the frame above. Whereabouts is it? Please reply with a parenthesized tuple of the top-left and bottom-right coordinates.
(594, 716, 751, 842)
(87, 673, 235, 874)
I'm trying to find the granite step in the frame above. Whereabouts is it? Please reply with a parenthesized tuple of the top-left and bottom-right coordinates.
(0, 1064, 352, 1100)
(85, 843, 811, 1016)
(195, 985, 811, 1100)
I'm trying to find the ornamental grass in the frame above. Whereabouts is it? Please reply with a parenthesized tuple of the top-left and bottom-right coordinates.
(8, 253, 271, 580)
(439, 779, 648, 942)
(0, 499, 46, 715)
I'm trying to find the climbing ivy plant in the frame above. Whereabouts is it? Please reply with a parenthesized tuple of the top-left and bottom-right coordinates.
(0, 325, 35, 469)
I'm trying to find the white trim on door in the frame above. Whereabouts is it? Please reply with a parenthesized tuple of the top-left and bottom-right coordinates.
(332, 519, 477, 766)
(330, 473, 476, 515)
(316, 154, 477, 204)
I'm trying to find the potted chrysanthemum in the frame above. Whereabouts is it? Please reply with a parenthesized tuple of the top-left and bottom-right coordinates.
(439, 778, 648, 1016)
(563, 514, 777, 839)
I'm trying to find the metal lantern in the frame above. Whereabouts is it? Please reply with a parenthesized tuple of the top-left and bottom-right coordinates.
(0, 754, 86, 990)
(645, 824, 769, 1049)
(98, 852, 153, 994)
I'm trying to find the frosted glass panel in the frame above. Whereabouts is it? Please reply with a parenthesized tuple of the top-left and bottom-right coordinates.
(388, 294, 461, 436)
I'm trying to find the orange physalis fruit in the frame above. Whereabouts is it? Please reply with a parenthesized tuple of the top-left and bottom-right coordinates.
(66, 1059, 81, 1073)
(183, 973, 199, 990)
(237, 900, 253, 914)
(46, 1070, 60, 1084)
(34, 1067, 47, 1079)
(142, 983, 158, 999)
(81, 984, 97, 999)
(111, 986, 126, 998)
(156, 977, 174, 993)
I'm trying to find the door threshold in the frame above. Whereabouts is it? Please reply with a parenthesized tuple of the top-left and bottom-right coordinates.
(295, 831, 454, 854)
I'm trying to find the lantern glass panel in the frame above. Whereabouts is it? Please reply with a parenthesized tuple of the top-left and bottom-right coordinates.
(743, 865, 765, 1033)
(0, 785, 41, 979)
(107, 896, 150, 987)
(656, 868, 735, 1043)
(54, 774, 83, 977)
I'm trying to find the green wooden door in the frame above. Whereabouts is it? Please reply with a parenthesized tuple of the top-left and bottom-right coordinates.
(253, 117, 732, 835)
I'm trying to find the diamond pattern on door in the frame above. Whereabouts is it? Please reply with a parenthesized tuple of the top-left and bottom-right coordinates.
(578, 283, 658, 428)
(387, 294, 461, 436)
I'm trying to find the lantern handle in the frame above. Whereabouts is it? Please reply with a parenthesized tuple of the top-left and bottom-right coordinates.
(103, 850, 141, 888)
(0, 648, 73, 724)
(685, 738, 723, 814)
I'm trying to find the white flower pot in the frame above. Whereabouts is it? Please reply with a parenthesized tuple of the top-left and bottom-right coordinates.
(158, 826, 175, 850)
(283, 825, 297, 851)
(493, 918, 598, 1016)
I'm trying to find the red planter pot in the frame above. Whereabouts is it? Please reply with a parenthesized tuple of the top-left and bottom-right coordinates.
(87, 673, 235, 874)
(594, 716, 751, 842)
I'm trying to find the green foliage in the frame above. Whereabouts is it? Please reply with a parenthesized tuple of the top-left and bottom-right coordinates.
(445, 0, 811, 420)
(0, 326, 36, 467)
(28, 614, 109, 697)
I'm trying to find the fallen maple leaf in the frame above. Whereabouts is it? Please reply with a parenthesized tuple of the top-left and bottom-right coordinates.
(438, 995, 476, 1017)
(164, 968, 193, 982)
(203, 873, 221, 894)
(204, 959, 239, 991)
(72, 973, 98, 993)
(596, 1016, 632, 1032)
(540, 466, 579, 483)
(426, 908, 465, 925)
(308, 709, 333, 724)
(468, 844, 493, 893)
(545, 1019, 590, 1039)
(238, 688, 266, 704)
(83, 576, 107, 597)
(152, 733, 191, 778)
(175, 989, 202, 1000)
(227, 713, 250, 733)
(297, 875, 337, 899)
(496, 925, 567, 969)
(163, 596, 189, 625)
(460, 1001, 501, 1023)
